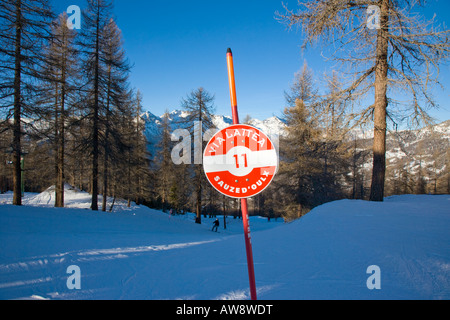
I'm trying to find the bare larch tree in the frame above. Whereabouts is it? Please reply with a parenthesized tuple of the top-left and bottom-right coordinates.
(278, 0, 449, 201)
(0, 0, 53, 205)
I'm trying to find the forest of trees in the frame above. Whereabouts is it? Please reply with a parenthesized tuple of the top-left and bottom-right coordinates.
(0, 0, 448, 222)
(0, 0, 150, 211)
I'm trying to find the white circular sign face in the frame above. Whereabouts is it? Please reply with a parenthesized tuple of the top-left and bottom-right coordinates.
(203, 124, 278, 199)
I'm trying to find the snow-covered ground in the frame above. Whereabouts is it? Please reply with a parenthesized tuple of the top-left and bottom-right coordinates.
(0, 186, 449, 300)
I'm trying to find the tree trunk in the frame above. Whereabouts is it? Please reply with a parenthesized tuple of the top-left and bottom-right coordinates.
(195, 172, 202, 224)
(195, 102, 203, 224)
(54, 82, 63, 208)
(12, 0, 22, 206)
(370, 0, 389, 202)
(102, 155, 108, 212)
(102, 67, 112, 212)
(222, 197, 227, 230)
(56, 45, 67, 208)
(55, 71, 66, 208)
(91, 6, 100, 211)
(57, 80, 66, 207)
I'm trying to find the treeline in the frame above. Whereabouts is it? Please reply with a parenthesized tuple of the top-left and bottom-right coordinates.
(269, 64, 449, 221)
(146, 64, 449, 223)
(0, 0, 150, 211)
(1, 0, 448, 222)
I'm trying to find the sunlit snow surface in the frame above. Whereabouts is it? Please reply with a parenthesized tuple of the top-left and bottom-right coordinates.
(0, 187, 449, 300)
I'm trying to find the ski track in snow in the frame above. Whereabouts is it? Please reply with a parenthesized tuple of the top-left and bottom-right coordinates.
(0, 240, 218, 272)
(0, 240, 221, 299)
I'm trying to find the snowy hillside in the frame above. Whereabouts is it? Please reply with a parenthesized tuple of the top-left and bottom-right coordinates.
(0, 189, 448, 300)
(355, 120, 450, 186)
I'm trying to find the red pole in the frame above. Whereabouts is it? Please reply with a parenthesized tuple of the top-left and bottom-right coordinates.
(226, 48, 240, 125)
(226, 48, 257, 301)
(240, 198, 258, 300)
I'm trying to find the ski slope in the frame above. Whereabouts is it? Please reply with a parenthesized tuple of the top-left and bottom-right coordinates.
(0, 186, 449, 300)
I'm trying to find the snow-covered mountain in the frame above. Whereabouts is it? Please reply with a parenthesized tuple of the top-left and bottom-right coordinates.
(141, 109, 448, 145)
(359, 120, 449, 170)
(141, 109, 449, 187)
(141, 109, 448, 156)
(140, 110, 287, 144)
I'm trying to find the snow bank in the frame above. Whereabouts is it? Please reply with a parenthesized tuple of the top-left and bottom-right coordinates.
(251, 195, 450, 300)
(0, 194, 448, 300)
(18, 183, 140, 212)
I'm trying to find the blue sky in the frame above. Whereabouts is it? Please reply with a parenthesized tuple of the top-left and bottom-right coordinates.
(52, 0, 449, 124)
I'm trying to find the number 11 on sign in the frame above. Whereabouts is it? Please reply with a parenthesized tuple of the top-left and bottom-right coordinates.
(234, 154, 248, 169)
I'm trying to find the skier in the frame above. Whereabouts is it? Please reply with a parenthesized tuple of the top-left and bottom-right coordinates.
(212, 218, 220, 232)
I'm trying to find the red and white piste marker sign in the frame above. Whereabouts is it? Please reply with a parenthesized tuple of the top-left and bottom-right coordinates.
(203, 124, 278, 199)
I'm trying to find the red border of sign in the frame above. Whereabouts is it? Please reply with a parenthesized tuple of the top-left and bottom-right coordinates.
(203, 124, 278, 199)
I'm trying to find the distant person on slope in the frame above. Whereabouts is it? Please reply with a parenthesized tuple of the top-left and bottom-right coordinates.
(212, 218, 220, 232)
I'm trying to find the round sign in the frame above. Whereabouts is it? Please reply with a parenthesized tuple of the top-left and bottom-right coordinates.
(203, 124, 278, 199)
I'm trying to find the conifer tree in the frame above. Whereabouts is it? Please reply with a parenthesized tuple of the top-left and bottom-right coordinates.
(0, 0, 53, 205)
(280, 64, 327, 215)
(280, 98, 322, 218)
(130, 91, 152, 205)
(78, 0, 113, 210)
(180, 87, 215, 224)
(99, 18, 132, 211)
(40, 13, 78, 208)
(155, 111, 175, 211)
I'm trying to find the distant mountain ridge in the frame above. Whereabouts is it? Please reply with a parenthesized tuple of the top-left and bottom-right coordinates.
(140, 109, 449, 148)
(350, 120, 449, 193)
(140, 110, 288, 142)
(141, 110, 449, 193)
